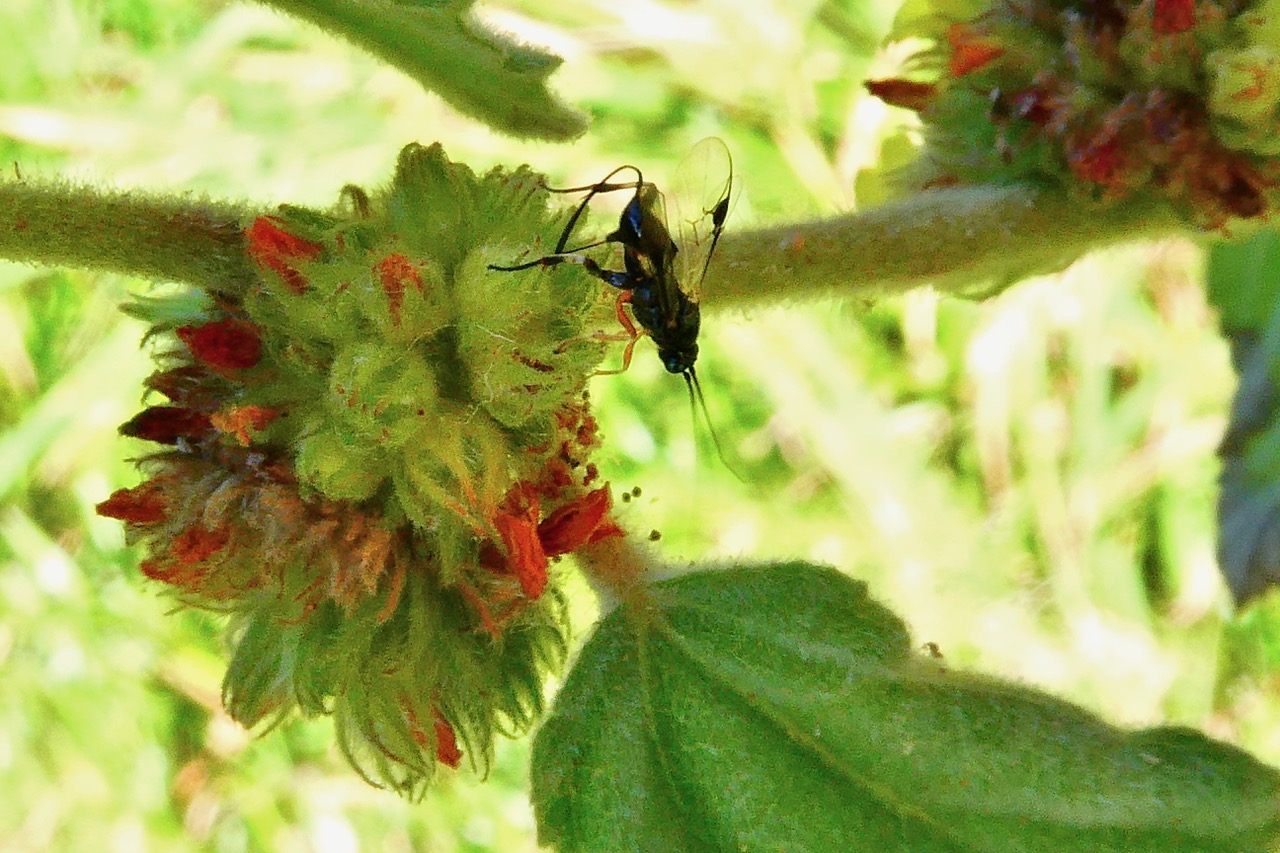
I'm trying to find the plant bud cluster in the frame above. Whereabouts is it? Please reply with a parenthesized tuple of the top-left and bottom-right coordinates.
(98, 143, 622, 795)
(873, 0, 1280, 226)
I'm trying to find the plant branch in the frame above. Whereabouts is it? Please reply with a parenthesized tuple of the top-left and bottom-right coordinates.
(704, 184, 1188, 307)
(0, 180, 259, 291)
(0, 179, 1187, 313)
(254, 0, 586, 141)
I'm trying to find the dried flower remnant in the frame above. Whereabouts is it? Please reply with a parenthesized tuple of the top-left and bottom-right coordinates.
(97, 143, 619, 797)
(872, 0, 1280, 227)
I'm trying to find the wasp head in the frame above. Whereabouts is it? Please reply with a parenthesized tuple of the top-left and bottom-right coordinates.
(659, 342, 698, 375)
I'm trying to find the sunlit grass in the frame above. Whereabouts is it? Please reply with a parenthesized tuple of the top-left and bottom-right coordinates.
(1, 0, 1274, 849)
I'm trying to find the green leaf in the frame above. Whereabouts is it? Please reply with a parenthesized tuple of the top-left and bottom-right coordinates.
(532, 562, 1280, 852)
(254, 0, 586, 140)
(1207, 229, 1280, 331)
(1208, 231, 1280, 602)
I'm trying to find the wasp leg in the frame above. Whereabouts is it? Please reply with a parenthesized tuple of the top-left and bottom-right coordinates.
(552, 291, 647, 375)
(544, 166, 646, 252)
(490, 253, 633, 293)
(488, 241, 614, 273)
(593, 291, 645, 375)
(543, 178, 642, 195)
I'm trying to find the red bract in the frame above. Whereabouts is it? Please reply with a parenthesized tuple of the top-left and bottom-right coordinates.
(434, 709, 462, 768)
(539, 487, 617, 557)
(139, 559, 180, 583)
(1011, 87, 1053, 125)
(1153, 0, 1195, 34)
(176, 319, 263, 371)
(493, 484, 549, 599)
(245, 216, 324, 295)
(865, 79, 937, 112)
(1069, 133, 1125, 186)
(145, 365, 213, 404)
(376, 253, 424, 327)
(120, 406, 213, 444)
(171, 524, 230, 564)
(96, 485, 167, 524)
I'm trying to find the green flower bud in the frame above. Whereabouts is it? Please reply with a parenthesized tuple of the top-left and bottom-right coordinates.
(295, 425, 390, 503)
(1208, 45, 1280, 154)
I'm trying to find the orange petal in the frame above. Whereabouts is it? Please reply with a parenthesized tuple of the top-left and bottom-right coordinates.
(946, 24, 1005, 77)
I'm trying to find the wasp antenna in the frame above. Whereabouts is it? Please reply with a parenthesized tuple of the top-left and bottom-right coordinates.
(684, 368, 746, 483)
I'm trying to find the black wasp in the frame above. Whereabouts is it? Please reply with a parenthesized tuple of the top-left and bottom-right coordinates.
(488, 138, 732, 392)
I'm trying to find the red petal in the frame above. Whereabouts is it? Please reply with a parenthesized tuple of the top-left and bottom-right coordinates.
(119, 407, 212, 444)
(176, 319, 263, 371)
(865, 79, 937, 112)
(493, 482, 549, 599)
(434, 709, 462, 768)
(140, 559, 178, 582)
(539, 487, 613, 557)
(171, 525, 230, 564)
(1069, 135, 1124, 185)
(1154, 0, 1195, 34)
(1011, 87, 1053, 125)
(145, 366, 211, 403)
(244, 216, 324, 262)
(96, 485, 167, 524)
(587, 520, 625, 544)
(493, 511, 548, 599)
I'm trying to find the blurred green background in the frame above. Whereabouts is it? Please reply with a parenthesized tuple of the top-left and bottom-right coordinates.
(2, 0, 1277, 849)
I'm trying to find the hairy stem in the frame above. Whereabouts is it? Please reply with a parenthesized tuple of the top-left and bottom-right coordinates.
(0, 179, 1184, 310)
(576, 535, 658, 612)
(0, 180, 259, 291)
(704, 185, 1187, 307)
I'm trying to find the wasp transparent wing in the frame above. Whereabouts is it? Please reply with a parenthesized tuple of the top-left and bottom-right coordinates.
(669, 137, 733, 303)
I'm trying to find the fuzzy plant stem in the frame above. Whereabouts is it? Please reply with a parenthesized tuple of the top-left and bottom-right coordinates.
(705, 184, 1188, 306)
(0, 179, 1182, 302)
(0, 179, 259, 291)
(576, 534, 659, 616)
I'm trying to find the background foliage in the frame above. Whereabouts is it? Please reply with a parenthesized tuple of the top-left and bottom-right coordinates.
(1, 0, 1276, 849)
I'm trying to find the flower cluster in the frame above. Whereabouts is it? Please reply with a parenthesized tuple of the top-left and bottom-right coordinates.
(97, 143, 622, 795)
(871, 0, 1280, 227)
